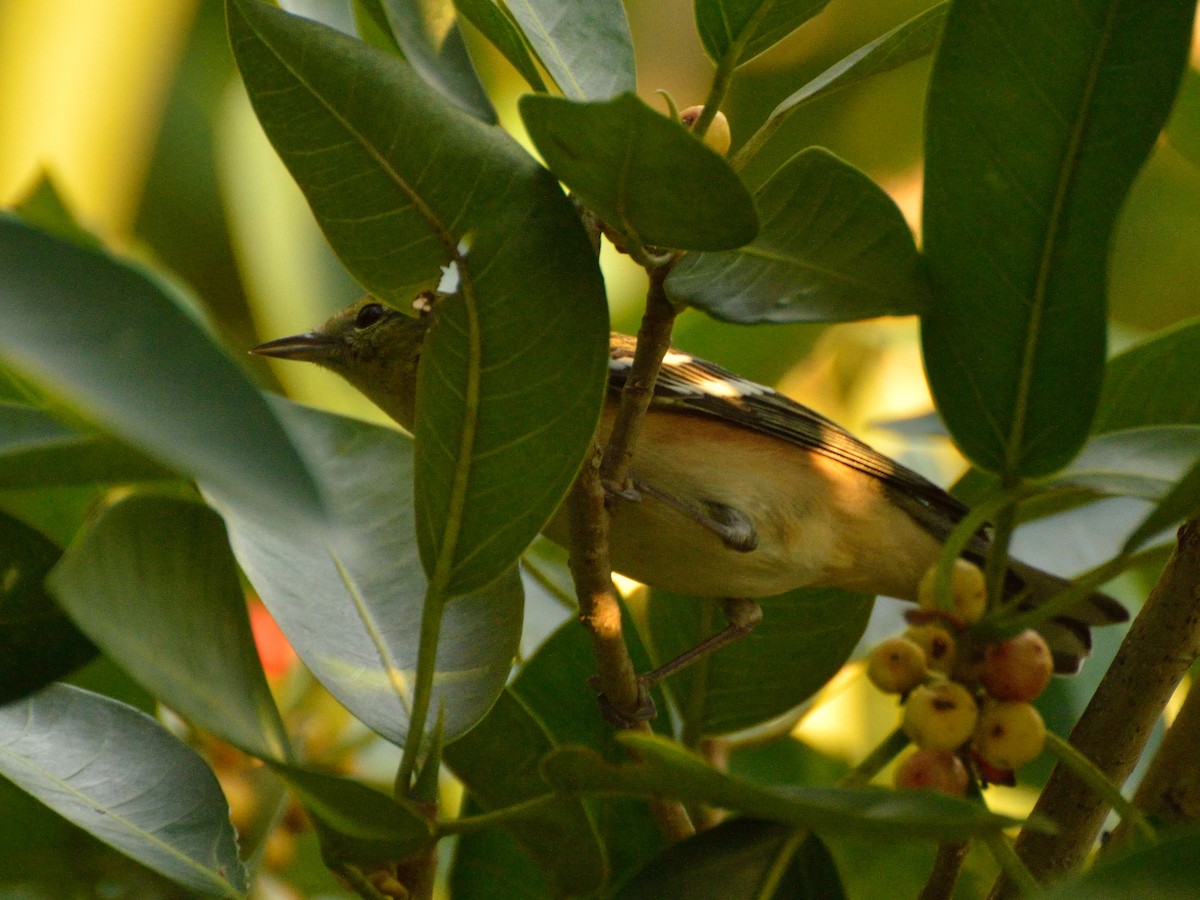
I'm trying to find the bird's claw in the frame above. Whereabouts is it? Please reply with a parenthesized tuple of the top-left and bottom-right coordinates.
(588, 674, 657, 726)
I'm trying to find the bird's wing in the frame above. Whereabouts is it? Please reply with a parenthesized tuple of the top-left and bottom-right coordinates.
(607, 334, 971, 540)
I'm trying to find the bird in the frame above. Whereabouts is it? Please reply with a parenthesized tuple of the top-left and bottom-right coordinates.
(252, 295, 1127, 691)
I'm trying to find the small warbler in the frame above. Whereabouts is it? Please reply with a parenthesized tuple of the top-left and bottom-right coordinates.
(254, 296, 1126, 679)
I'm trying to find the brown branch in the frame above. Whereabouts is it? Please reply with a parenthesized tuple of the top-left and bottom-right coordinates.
(989, 517, 1200, 897)
(919, 841, 970, 900)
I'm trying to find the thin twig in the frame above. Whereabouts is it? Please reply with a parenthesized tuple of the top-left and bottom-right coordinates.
(919, 841, 971, 900)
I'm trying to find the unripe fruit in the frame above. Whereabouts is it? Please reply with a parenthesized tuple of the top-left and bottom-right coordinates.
(903, 624, 957, 675)
(866, 636, 928, 694)
(974, 701, 1046, 770)
(680, 105, 731, 155)
(918, 559, 987, 623)
(903, 682, 979, 751)
(980, 630, 1053, 702)
(894, 748, 969, 796)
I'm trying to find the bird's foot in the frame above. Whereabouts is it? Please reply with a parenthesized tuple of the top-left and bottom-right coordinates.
(588, 674, 657, 726)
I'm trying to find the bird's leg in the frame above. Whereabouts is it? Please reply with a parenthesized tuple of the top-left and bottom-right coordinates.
(592, 597, 762, 725)
(614, 478, 758, 552)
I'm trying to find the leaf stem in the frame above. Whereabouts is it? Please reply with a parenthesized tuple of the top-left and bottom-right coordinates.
(1042, 731, 1156, 841)
(839, 725, 910, 788)
(395, 588, 447, 794)
(436, 793, 561, 836)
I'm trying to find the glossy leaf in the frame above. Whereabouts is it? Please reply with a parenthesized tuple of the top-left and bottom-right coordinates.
(543, 732, 1026, 841)
(453, 0, 547, 92)
(0, 511, 95, 704)
(370, 0, 496, 122)
(761, 3, 947, 126)
(444, 690, 607, 897)
(649, 587, 871, 736)
(450, 814, 551, 899)
(504, 0, 634, 99)
(0, 402, 172, 488)
(1123, 457, 1200, 553)
(921, 0, 1193, 477)
(0, 684, 247, 897)
(521, 92, 758, 251)
(694, 0, 831, 67)
(230, 0, 609, 595)
(1093, 318, 1200, 433)
(666, 149, 927, 322)
(211, 397, 523, 746)
(617, 820, 844, 900)
(1050, 426, 1200, 501)
(0, 217, 323, 520)
(48, 494, 290, 762)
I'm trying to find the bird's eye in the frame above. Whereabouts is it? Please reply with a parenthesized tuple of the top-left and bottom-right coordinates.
(355, 303, 386, 330)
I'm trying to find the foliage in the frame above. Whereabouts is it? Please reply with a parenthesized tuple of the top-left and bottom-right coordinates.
(0, 0, 1198, 897)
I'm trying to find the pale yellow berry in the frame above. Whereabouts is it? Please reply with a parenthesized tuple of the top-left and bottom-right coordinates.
(980, 630, 1053, 702)
(918, 559, 987, 623)
(679, 105, 731, 155)
(865, 636, 928, 694)
(903, 682, 979, 751)
(974, 701, 1046, 770)
(903, 624, 957, 675)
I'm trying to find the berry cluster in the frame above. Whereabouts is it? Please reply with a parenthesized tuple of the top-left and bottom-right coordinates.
(865, 559, 1051, 794)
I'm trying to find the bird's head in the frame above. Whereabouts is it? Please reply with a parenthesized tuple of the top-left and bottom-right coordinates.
(251, 296, 432, 430)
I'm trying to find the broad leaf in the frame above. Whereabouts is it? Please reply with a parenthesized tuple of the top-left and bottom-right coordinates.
(1050, 426, 1200, 501)
(1043, 821, 1200, 899)
(0, 403, 173, 488)
(1166, 67, 1200, 173)
(0, 512, 96, 704)
(230, 0, 609, 595)
(505, 0, 634, 99)
(444, 690, 607, 897)
(617, 820, 844, 900)
(48, 494, 291, 762)
(921, 0, 1193, 477)
(694, 0, 831, 67)
(453, 0, 547, 92)
(0, 684, 247, 897)
(0, 217, 323, 520)
(666, 149, 927, 322)
(521, 92, 758, 251)
(450, 813, 551, 899)
(1093, 317, 1200, 433)
(543, 733, 1028, 841)
(648, 587, 872, 736)
(211, 398, 523, 746)
(1123, 458, 1200, 553)
(367, 0, 496, 122)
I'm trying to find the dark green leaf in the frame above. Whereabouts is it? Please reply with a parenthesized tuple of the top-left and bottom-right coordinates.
(1049, 426, 1200, 501)
(921, 0, 1193, 477)
(618, 820, 844, 900)
(0, 512, 95, 704)
(0, 402, 173, 488)
(12, 174, 102, 249)
(1094, 318, 1200, 433)
(1042, 820, 1200, 899)
(1123, 457, 1200, 553)
(48, 494, 290, 762)
(269, 762, 433, 865)
(542, 732, 1027, 841)
(230, 0, 609, 595)
(211, 398, 523, 746)
(505, 0, 634, 99)
(521, 92, 758, 251)
(649, 588, 871, 736)
(666, 149, 926, 322)
(450, 812, 551, 899)
(694, 0, 832, 67)
(0, 217, 324, 519)
(370, 0, 496, 122)
(0, 684, 247, 897)
(444, 690, 606, 897)
(453, 0, 547, 92)
(760, 3, 947, 126)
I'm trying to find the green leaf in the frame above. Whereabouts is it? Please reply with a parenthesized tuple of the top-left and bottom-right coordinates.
(543, 732, 1027, 841)
(453, 0, 547, 92)
(0, 218, 324, 520)
(694, 0, 832, 67)
(1123, 457, 1200, 553)
(666, 149, 927, 323)
(369, 0, 497, 122)
(617, 820, 844, 900)
(1166, 68, 1200, 173)
(0, 402, 173, 488)
(1042, 820, 1200, 899)
(760, 3, 947, 128)
(0, 511, 96, 704)
(47, 494, 290, 762)
(1049, 426, 1200, 501)
(443, 690, 607, 897)
(269, 762, 433, 865)
(520, 92, 758, 251)
(1093, 318, 1200, 433)
(0, 684, 247, 897)
(504, 0, 634, 99)
(649, 587, 872, 736)
(229, 0, 609, 595)
(450, 813, 551, 899)
(211, 398, 523, 746)
(921, 0, 1194, 477)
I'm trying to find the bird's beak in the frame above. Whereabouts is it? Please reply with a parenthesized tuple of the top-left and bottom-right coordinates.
(250, 331, 337, 362)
